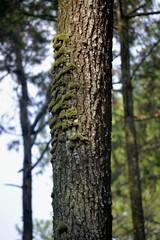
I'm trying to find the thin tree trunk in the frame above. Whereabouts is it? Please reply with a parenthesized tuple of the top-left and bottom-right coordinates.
(15, 42, 33, 240)
(117, 1, 146, 239)
(49, 0, 113, 239)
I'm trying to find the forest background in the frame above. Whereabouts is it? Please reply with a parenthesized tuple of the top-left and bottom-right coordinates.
(0, 0, 160, 239)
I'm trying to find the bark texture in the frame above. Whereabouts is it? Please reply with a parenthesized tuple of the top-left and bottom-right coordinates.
(117, 1, 146, 239)
(49, 0, 113, 239)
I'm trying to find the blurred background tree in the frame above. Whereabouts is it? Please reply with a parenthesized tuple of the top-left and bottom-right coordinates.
(0, 0, 57, 239)
(112, 0, 160, 239)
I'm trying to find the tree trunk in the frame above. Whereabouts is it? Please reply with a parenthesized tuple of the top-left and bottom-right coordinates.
(117, 1, 146, 239)
(15, 42, 33, 240)
(49, 0, 113, 239)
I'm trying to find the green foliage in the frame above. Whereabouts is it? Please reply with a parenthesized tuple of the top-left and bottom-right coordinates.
(134, 54, 160, 239)
(33, 219, 52, 240)
(112, 10, 160, 238)
(112, 93, 133, 239)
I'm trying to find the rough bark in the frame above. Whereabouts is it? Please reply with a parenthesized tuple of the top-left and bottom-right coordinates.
(15, 42, 33, 240)
(49, 0, 113, 239)
(117, 1, 146, 239)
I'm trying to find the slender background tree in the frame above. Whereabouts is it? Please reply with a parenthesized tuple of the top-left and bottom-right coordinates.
(0, 0, 57, 239)
(112, 0, 160, 239)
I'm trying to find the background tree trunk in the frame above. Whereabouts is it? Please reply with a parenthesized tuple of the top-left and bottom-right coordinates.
(117, 1, 146, 239)
(15, 41, 33, 240)
(49, 0, 113, 239)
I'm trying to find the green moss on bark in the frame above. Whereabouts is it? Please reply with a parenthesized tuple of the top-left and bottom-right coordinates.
(68, 82, 79, 89)
(54, 46, 68, 60)
(53, 63, 75, 81)
(69, 133, 89, 141)
(51, 57, 67, 73)
(57, 221, 68, 235)
(59, 109, 78, 121)
(49, 32, 88, 153)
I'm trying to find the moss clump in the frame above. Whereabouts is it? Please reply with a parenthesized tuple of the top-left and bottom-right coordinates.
(50, 121, 62, 135)
(49, 116, 57, 129)
(51, 137, 57, 146)
(51, 57, 67, 73)
(59, 110, 66, 119)
(50, 119, 75, 135)
(67, 140, 75, 150)
(65, 109, 77, 119)
(50, 126, 57, 135)
(51, 100, 69, 114)
(61, 122, 70, 130)
(64, 63, 75, 72)
(54, 46, 68, 60)
(53, 33, 69, 48)
(52, 41, 62, 50)
(58, 133, 66, 142)
(49, 33, 87, 153)
(69, 133, 89, 141)
(54, 63, 75, 82)
(61, 120, 73, 130)
(48, 99, 56, 112)
(62, 92, 75, 101)
(50, 146, 56, 155)
(68, 82, 79, 89)
(51, 86, 66, 101)
(52, 33, 69, 51)
(56, 93, 63, 102)
(57, 221, 68, 235)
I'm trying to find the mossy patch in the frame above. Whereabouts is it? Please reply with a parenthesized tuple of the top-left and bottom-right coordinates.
(48, 99, 56, 112)
(51, 99, 69, 114)
(58, 133, 66, 142)
(67, 140, 75, 150)
(69, 133, 89, 141)
(57, 221, 68, 235)
(49, 116, 57, 129)
(62, 91, 75, 101)
(51, 56, 67, 73)
(53, 33, 69, 47)
(49, 33, 88, 153)
(54, 63, 75, 82)
(59, 109, 78, 120)
(54, 46, 68, 60)
(68, 82, 79, 89)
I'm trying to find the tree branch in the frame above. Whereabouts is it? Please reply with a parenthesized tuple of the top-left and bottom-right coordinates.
(130, 39, 160, 81)
(18, 140, 51, 173)
(128, 11, 160, 19)
(29, 140, 51, 172)
(31, 121, 49, 148)
(18, 9, 57, 22)
(0, 72, 9, 81)
(138, 144, 160, 153)
(31, 120, 49, 136)
(135, 116, 160, 122)
(127, 0, 151, 17)
(118, 0, 124, 18)
(4, 183, 22, 189)
(30, 87, 50, 134)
